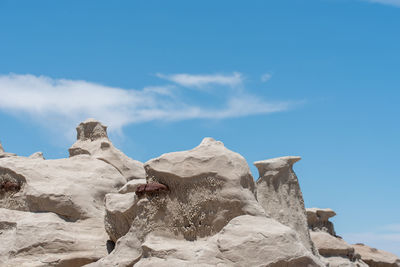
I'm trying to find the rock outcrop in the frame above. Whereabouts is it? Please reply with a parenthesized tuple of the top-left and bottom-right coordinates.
(69, 119, 145, 181)
(1, 119, 398, 267)
(306, 208, 369, 267)
(352, 243, 400, 267)
(92, 138, 322, 266)
(307, 208, 336, 236)
(254, 156, 317, 255)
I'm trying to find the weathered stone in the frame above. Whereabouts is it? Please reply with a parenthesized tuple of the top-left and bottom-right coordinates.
(307, 207, 336, 236)
(254, 156, 317, 255)
(353, 243, 400, 267)
(68, 119, 145, 181)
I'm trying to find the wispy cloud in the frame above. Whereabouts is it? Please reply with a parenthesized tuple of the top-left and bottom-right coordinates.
(261, 73, 272, 83)
(0, 73, 289, 137)
(156, 72, 243, 88)
(364, 0, 400, 7)
(343, 223, 400, 257)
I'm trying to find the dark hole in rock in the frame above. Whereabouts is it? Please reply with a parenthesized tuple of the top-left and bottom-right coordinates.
(106, 240, 115, 254)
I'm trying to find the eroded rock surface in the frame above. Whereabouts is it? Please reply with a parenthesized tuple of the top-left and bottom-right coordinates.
(254, 156, 317, 255)
(307, 208, 369, 267)
(69, 119, 145, 181)
(91, 138, 322, 266)
(0, 120, 398, 267)
(352, 243, 400, 267)
(0, 208, 108, 267)
(307, 207, 336, 236)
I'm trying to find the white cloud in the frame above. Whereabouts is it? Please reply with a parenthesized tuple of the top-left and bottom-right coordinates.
(156, 72, 243, 88)
(365, 0, 400, 7)
(343, 224, 400, 257)
(261, 73, 272, 83)
(0, 73, 289, 137)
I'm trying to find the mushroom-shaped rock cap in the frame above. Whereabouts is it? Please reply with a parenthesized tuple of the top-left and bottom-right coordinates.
(307, 208, 336, 221)
(145, 137, 249, 180)
(254, 156, 301, 177)
(76, 118, 108, 141)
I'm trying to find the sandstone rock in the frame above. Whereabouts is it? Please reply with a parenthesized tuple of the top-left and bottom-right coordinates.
(104, 192, 138, 242)
(69, 119, 145, 181)
(307, 207, 336, 235)
(89, 138, 323, 266)
(307, 208, 369, 267)
(0, 208, 108, 266)
(140, 137, 265, 240)
(28, 151, 45, 160)
(311, 231, 355, 258)
(254, 156, 317, 255)
(320, 256, 368, 267)
(0, 155, 125, 220)
(352, 243, 400, 267)
(93, 215, 323, 267)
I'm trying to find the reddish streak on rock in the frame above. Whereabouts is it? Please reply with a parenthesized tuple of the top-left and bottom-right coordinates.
(135, 182, 169, 196)
(1, 181, 21, 192)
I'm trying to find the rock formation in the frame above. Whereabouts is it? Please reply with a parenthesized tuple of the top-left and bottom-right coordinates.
(352, 243, 400, 267)
(254, 156, 317, 255)
(306, 208, 369, 266)
(91, 137, 322, 266)
(0, 119, 399, 267)
(0, 120, 140, 266)
(69, 119, 145, 181)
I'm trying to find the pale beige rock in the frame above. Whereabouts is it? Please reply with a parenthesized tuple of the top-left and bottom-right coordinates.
(311, 231, 355, 258)
(0, 155, 125, 220)
(141, 137, 265, 240)
(320, 256, 368, 267)
(104, 192, 138, 242)
(92, 215, 323, 267)
(0, 208, 108, 266)
(28, 152, 44, 160)
(69, 119, 145, 181)
(353, 243, 400, 267)
(89, 139, 323, 266)
(307, 207, 336, 235)
(254, 156, 317, 255)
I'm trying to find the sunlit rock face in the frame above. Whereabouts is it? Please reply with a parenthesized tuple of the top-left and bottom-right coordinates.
(0, 119, 398, 267)
(306, 208, 370, 267)
(254, 156, 318, 255)
(352, 243, 400, 267)
(69, 118, 146, 182)
(91, 138, 323, 267)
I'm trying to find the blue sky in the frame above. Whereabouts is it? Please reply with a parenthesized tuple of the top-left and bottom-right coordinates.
(1, 0, 399, 256)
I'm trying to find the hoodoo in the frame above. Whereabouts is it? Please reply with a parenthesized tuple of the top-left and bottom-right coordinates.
(0, 119, 398, 266)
